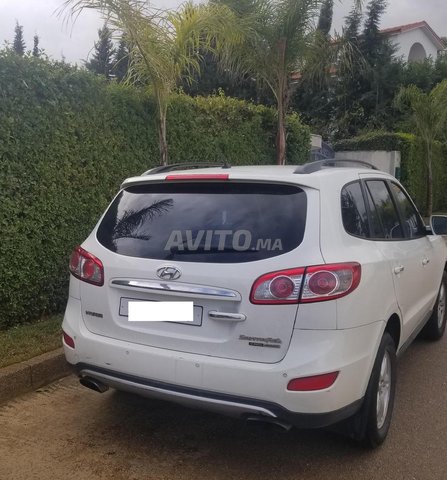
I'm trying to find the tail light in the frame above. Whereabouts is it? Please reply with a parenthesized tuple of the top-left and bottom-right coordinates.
(301, 263, 361, 303)
(250, 268, 305, 304)
(250, 263, 361, 304)
(69, 246, 104, 286)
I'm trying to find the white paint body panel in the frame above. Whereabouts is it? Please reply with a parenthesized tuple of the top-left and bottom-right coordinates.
(63, 296, 384, 414)
(63, 165, 447, 419)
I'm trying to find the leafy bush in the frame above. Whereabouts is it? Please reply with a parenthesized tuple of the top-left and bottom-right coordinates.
(0, 53, 309, 328)
(167, 94, 310, 165)
(334, 131, 447, 213)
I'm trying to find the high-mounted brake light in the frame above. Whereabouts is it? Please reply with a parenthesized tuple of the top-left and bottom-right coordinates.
(165, 174, 229, 181)
(69, 246, 104, 286)
(250, 263, 361, 305)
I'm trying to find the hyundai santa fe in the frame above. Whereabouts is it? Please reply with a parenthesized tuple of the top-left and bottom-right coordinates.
(62, 160, 447, 447)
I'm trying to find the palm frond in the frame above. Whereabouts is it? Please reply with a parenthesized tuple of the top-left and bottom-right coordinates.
(395, 81, 447, 143)
(112, 198, 174, 240)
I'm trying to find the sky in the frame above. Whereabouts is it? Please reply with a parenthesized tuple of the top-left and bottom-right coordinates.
(0, 0, 446, 64)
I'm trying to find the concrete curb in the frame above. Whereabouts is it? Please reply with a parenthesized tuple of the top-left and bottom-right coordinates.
(0, 348, 72, 405)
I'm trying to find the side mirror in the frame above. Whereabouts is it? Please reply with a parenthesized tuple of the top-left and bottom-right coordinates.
(431, 215, 447, 235)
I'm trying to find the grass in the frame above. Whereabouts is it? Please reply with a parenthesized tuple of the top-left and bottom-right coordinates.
(0, 315, 63, 369)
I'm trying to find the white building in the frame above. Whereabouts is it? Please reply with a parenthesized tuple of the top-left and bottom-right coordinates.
(381, 21, 445, 62)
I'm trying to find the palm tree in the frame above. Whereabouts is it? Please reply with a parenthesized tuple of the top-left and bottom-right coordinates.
(216, 0, 363, 165)
(395, 80, 447, 217)
(63, 0, 242, 166)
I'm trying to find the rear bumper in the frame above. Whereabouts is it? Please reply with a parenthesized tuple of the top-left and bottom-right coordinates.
(75, 363, 363, 428)
(63, 297, 384, 424)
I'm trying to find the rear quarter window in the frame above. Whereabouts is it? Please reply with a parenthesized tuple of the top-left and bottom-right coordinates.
(97, 182, 307, 263)
(341, 182, 369, 238)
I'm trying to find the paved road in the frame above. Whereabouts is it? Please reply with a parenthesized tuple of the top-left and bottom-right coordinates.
(1, 335, 447, 480)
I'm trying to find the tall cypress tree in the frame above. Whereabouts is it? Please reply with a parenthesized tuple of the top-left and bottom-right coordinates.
(317, 0, 334, 38)
(361, 0, 389, 62)
(13, 22, 26, 56)
(85, 24, 115, 78)
(344, 7, 362, 43)
(112, 36, 130, 82)
(361, 0, 396, 117)
(33, 35, 40, 57)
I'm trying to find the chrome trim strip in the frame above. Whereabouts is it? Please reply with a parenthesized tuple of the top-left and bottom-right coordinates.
(208, 311, 246, 322)
(111, 279, 240, 300)
(80, 369, 276, 418)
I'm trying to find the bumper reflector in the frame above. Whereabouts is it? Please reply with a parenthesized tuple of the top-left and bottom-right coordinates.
(63, 331, 75, 349)
(287, 372, 339, 391)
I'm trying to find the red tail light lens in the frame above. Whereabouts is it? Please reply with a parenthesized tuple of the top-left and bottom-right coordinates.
(287, 372, 339, 391)
(307, 271, 338, 295)
(270, 276, 295, 299)
(69, 246, 104, 286)
(250, 263, 361, 305)
(301, 263, 361, 303)
(250, 268, 305, 304)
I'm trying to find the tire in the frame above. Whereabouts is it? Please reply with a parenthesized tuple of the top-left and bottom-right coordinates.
(420, 272, 447, 341)
(350, 332, 397, 448)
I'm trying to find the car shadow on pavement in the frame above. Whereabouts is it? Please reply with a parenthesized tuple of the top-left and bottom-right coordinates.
(86, 388, 372, 477)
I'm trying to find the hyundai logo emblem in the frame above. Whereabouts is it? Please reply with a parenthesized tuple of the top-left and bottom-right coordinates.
(157, 266, 182, 281)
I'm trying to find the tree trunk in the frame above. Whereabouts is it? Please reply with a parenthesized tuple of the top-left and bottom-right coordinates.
(426, 142, 433, 217)
(276, 39, 287, 166)
(276, 94, 287, 166)
(155, 89, 169, 165)
(158, 103, 168, 166)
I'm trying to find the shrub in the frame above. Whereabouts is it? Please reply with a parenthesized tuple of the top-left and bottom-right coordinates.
(334, 131, 447, 213)
(0, 53, 309, 328)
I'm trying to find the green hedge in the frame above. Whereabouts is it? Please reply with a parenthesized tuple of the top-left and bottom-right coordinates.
(0, 53, 309, 329)
(167, 95, 310, 165)
(334, 131, 447, 213)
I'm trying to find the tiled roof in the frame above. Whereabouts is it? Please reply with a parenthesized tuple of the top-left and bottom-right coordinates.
(380, 20, 444, 49)
(381, 21, 427, 35)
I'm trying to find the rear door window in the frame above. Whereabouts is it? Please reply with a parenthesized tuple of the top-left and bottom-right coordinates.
(97, 182, 307, 263)
(365, 180, 404, 240)
(389, 182, 426, 239)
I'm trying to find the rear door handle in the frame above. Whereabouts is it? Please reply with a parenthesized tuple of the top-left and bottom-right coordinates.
(208, 311, 246, 322)
(393, 265, 405, 275)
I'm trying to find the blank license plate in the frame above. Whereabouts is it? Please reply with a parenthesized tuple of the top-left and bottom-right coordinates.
(119, 297, 203, 326)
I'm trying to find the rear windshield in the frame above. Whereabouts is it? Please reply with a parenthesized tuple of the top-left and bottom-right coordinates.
(97, 182, 307, 263)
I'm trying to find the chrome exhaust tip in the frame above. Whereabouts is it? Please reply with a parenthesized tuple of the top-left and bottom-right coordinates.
(79, 376, 109, 394)
(245, 416, 293, 432)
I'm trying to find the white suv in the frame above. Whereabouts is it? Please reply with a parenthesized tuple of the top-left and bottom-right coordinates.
(62, 160, 447, 447)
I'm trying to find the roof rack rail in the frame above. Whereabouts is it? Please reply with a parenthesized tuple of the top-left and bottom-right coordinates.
(294, 158, 378, 174)
(143, 162, 231, 176)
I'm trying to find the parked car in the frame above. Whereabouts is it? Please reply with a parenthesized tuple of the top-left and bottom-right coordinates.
(63, 160, 447, 447)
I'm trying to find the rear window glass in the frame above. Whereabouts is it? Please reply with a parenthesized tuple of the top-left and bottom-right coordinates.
(97, 182, 307, 263)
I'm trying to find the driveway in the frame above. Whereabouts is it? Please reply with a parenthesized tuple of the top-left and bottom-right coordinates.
(1, 335, 446, 480)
